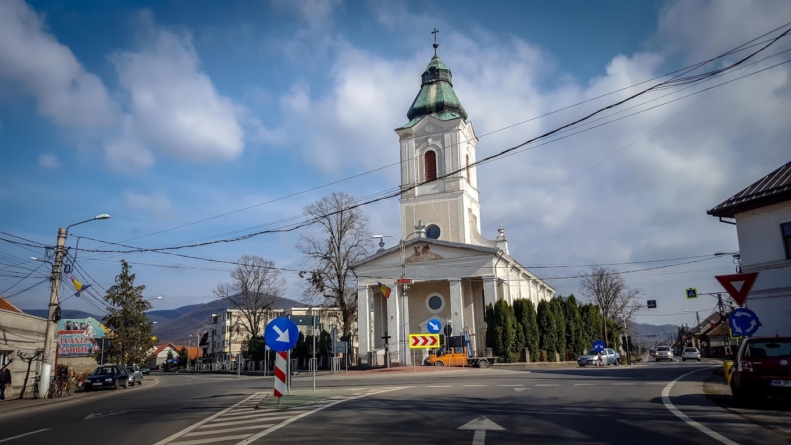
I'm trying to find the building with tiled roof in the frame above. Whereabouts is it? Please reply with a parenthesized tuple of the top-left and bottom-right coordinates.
(0, 295, 47, 398)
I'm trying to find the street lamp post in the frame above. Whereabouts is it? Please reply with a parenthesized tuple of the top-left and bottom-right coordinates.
(39, 214, 110, 399)
(373, 221, 426, 366)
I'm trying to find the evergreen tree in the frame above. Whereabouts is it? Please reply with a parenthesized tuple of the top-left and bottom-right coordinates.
(102, 260, 155, 366)
(551, 298, 567, 360)
(525, 300, 540, 362)
(537, 300, 555, 361)
(165, 350, 174, 371)
(493, 300, 517, 362)
(178, 346, 189, 369)
(579, 303, 603, 351)
(485, 303, 495, 349)
(564, 295, 585, 357)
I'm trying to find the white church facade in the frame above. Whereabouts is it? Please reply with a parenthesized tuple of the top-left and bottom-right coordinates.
(353, 39, 555, 365)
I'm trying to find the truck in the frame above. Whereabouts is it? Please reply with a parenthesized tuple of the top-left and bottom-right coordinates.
(424, 333, 497, 368)
(425, 345, 496, 368)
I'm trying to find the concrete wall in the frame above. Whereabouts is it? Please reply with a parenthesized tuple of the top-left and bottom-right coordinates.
(734, 200, 791, 336)
(0, 310, 46, 398)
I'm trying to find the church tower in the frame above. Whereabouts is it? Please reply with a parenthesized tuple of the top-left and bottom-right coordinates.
(396, 34, 490, 246)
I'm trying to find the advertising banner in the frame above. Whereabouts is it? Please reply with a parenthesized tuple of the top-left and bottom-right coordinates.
(57, 318, 108, 357)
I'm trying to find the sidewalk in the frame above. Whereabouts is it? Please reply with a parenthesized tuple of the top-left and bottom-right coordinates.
(0, 391, 95, 416)
(703, 373, 791, 441)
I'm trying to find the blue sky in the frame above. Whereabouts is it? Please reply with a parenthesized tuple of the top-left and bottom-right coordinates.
(2, 0, 790, 327)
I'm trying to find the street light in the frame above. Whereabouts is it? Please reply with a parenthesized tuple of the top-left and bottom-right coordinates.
(372, 221, 426, 367)
(39, 213, 111, 399)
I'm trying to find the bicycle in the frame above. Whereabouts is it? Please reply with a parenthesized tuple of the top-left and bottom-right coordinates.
(48, 376, 62, 398)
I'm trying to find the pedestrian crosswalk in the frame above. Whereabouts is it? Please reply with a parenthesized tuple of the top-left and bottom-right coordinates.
(155, 388, 404, 445)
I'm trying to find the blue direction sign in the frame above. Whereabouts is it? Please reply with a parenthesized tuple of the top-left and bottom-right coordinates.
(729, 308, 761, 337)
(427, 318, 442, 334)
(593, 340, 606, 352)
(264, 317, 299, 352)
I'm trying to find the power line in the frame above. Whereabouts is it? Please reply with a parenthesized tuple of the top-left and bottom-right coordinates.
(77, 23, 791, 250)
(0, 262, 46, 295)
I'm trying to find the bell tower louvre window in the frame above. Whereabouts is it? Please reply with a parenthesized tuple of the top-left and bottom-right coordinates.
(425, 150, 437, 182)
(466, 154, 470, 183)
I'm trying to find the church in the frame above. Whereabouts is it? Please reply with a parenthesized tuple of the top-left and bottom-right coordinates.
(353, 36, 555, 366)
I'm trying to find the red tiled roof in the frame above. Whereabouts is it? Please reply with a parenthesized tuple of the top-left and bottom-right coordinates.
(0, 296, 22, 313)
(151, 343, 202, 360)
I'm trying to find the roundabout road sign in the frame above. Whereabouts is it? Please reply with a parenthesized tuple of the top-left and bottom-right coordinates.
(728, 308, 761, 337)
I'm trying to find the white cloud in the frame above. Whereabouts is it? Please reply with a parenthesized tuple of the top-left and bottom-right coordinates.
(0, 0, 116, 128)
(123, 189, 174, 220)
(110, 12, 244, 163)
(0, 4, 245, 171)
(37, 154, 60, 169)
(259, 1, 791, 322)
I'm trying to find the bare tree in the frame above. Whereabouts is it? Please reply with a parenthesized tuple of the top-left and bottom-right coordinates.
(296, 192, 374, 341)
(579, 266, 643, 347)
(215, 255, 286, 337)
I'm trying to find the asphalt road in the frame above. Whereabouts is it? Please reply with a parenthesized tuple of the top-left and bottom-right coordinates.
(0, 359, 787, 445)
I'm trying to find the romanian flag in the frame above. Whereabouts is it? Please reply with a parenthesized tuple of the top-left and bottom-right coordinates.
(70, 275, 91, 297)
(378, 282, 392, 299)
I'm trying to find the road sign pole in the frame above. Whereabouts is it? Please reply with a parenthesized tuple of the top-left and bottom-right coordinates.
(312, 308, 316, 393)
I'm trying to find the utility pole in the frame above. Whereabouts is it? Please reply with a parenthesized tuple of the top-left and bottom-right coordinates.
(39, 227, 66, 399)
(311, 307, 316, 392)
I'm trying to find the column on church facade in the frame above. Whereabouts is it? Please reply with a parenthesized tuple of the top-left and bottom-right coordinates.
(401, 288, 411, 366)
(449, 279, 464, 334)
(387, 287, 401, 364)
(357, 286, 371, 355)
(483, 277, 498, 308)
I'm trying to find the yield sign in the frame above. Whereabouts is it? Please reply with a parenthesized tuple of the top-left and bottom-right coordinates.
(715, 272, 759, 307)
(409, 333, 439, 349)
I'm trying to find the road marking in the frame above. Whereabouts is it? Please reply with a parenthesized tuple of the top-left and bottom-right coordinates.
(497, 384, 523, 387)
(153, 392, 265, 445)
(458, 416, 504, 445)
(661, 367, 737, 445)
(208, 415, 297, 428)
(513, 388, 528, 392)
(234, 387, 405, 444)
(573, 383, 596, 386)
(170, 434, 252, 445)
(0, 429, 50, 443)
(426, 385, 450, 388)
(464, 384, 487, 387)
(534, 384, 560, 387)
(185, 425, 277, 437)
(612, 383, 634, 386)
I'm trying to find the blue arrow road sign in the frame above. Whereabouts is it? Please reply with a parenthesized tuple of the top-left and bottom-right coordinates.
(593, 340, 606, 351)
(264, 317, 299, 352)
(729, 308, 761, 337)
(426, 318, 442, 334)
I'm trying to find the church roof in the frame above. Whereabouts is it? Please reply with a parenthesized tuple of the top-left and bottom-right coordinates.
(400, 45, 468, 130)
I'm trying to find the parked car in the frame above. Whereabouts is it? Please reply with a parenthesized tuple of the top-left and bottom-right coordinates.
(682, 347, 701, 361)
(126, 365, 143, 386)
(578, 348, 620, 366)
(84, 365, 129, 390)
(655, 346, 673, 361)
(730, 336, 791, 402)
(140, 367, 150, 375)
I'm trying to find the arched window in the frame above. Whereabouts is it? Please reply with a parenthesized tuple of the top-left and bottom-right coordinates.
(466, 154, 470, 183)
(424, 150, 437, 182)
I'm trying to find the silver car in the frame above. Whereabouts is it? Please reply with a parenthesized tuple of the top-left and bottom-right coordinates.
(682, 347, 701, 361)
(126, 365, 143, 386)
(655, 346, 673, 361)
(578, 348, 620, 366)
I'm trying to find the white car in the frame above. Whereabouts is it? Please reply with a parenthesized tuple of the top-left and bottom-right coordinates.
(655, 346, 673, 361)
(681, 347, 701, 361)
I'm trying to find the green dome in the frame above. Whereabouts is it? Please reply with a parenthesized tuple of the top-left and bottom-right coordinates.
(405, 53, 468, 124)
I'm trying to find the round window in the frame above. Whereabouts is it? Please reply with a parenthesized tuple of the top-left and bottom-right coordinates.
(425, 224, 441, 239)
(425, 293, 445, 313)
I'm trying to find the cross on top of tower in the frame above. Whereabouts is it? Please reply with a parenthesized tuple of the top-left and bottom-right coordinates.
(431, 28, 439, 55)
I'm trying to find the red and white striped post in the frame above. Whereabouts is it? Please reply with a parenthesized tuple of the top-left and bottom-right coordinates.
(274, 351, 287, 403)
